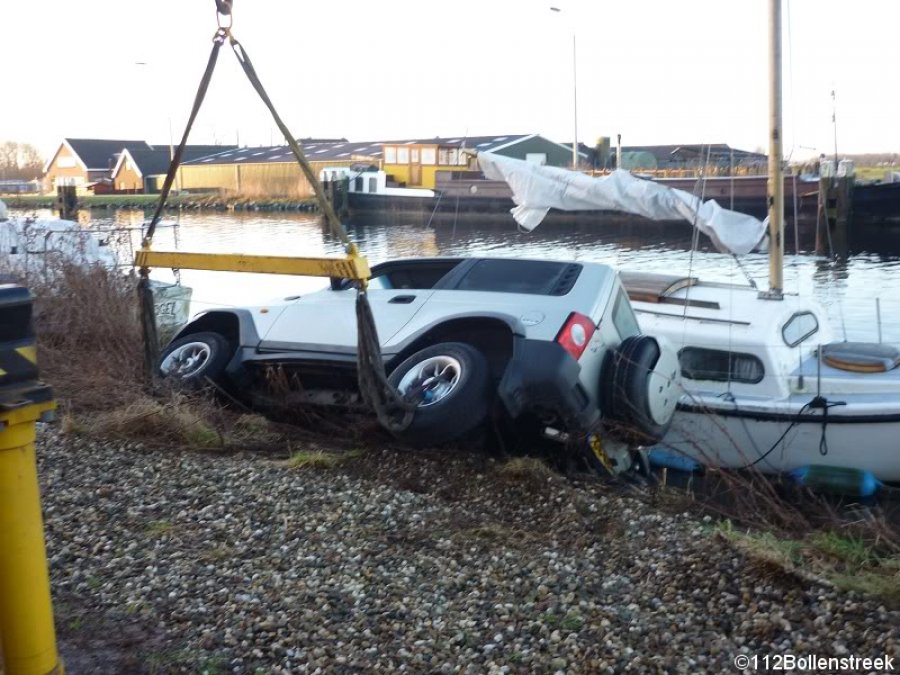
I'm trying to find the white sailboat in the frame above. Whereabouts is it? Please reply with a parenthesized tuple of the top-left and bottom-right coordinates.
(477, 0, 900, 486)
(0, 199, 192, 339)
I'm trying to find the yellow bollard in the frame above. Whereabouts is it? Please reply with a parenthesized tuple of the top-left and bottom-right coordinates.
(0, 283, 62, 675)
(0, 400, 62, 675)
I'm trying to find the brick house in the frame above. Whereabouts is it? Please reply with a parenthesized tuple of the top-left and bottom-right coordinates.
(43, 138, 151, 193)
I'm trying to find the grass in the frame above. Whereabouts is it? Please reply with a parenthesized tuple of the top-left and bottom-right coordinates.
(560, 613, 585, 631)
(459, 524, 516, 541)
(144, 520, 175, 538)
(4, 192, 320, 211)
(81, 396, 223, 450)
(225, 413, 287, 450)
(718, 520, 900, 606)
(495, 456, 555, 483)
(146, 649, 227, 675)
(854, 166, 895, 183)
(539, 612, 583, 631)
(282, 448, 361, 470)
(199, 544, 235, 563)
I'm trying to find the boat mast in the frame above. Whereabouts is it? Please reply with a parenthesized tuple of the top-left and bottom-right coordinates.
(766, 0, 785, 297)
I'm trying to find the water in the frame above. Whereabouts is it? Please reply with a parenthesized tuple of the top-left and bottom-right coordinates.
(11, 207, 900, 343)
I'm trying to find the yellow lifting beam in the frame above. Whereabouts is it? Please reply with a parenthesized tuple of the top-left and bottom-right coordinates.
(135, 249, 370, 281)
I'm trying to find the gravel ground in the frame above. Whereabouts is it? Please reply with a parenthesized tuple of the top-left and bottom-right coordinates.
(36, 427, 898, 674)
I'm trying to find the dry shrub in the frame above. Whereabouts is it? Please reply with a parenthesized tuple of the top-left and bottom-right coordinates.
(223, 413, 289, 452)
(28, 263, 144, 411)
(84, 394, 222, 449)
(496, 456, 556, 486)
(281, 448, 361, 470)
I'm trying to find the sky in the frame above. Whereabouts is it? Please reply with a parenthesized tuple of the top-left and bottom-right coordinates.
(5, 0, 900, 163)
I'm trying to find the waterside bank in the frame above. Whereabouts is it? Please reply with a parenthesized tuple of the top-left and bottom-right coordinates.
(3, 193, 321, 213)
(44, 428, 899, 673)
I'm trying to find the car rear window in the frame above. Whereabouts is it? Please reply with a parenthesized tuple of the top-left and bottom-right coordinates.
(454, 259, 582, 296)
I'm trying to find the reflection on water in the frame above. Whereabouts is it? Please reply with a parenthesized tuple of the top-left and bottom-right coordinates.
(11, 206, 900, 342)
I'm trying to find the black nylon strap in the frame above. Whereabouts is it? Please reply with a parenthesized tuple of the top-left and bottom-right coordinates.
(139, 28, 227, 381)
(226, 36, 352, 251)
(142, 29, 226, 249)
(137, 22, 415, 431)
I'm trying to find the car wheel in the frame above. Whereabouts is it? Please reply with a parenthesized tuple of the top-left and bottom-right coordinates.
(158, 331, 232, 390)
(600, 335, 678, 445)
(387, 341, 491, 446)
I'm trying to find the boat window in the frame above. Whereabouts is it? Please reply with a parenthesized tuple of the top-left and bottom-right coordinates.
(612, 289, 641, 339)
(679, 347, 764, 384)
(354, 176, 363, 192)
(782, 311, 819, 347)
(368, 177, 377, 193)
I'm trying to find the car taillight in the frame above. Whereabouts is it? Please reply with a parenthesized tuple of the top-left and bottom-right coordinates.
(555, 312, 596, 361)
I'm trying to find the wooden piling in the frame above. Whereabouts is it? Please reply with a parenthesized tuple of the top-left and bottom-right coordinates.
(322, 176, 349, 220)
(816, 175, 852, 258)
(55, 185, 77, 220)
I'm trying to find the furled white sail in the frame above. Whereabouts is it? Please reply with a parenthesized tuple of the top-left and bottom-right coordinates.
(477, 152, 767, 255)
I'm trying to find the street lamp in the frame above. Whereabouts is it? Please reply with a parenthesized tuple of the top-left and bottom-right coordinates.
(550, 7, 578, 170)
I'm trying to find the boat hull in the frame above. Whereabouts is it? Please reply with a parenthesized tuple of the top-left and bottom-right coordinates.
(658, 400, 900, 482)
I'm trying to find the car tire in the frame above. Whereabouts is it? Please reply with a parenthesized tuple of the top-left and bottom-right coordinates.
(387, 341, 491, 446)
(158, 331, 232, 391)
(600, 335, 674, 445)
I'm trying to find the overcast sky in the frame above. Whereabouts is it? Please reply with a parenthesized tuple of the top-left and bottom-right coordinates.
(6, 0, 899, 161)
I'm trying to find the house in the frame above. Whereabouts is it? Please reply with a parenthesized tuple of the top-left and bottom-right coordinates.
(380, 134, 587, 189)
(0, 179, 41, 195)
(611, 144, 767, 172)
(178, 141, 383, 198)
(43, 138, 151, 193)
(174, 134, 589, 197)
(111, 145, 237, 193)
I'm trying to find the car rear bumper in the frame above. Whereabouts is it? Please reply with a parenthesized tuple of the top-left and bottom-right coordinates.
(498, 337, 599, 432)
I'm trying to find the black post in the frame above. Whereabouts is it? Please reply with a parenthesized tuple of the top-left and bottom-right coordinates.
(56, 185, 77, 220)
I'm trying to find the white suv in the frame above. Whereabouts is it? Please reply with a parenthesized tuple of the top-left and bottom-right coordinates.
(159, 257, 679, 448)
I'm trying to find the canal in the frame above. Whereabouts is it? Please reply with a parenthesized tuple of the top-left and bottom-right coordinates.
(11, 206, 900, 343)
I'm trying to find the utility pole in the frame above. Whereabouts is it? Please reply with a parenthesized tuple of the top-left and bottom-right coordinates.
(550, 7, 578, 170)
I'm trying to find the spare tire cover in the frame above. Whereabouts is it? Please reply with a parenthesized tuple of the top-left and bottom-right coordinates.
(600, 335, 679, 444)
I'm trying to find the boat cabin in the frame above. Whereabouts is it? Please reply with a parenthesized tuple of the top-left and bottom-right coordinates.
(621, 271, 837, 401)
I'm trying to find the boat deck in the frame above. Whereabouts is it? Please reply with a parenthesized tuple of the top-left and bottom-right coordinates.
(794, 349, 900, 394)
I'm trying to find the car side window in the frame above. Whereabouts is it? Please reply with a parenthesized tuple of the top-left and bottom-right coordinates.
(366, 275, 393, 290)
(357, 262, 462, 291)
(611, 289, 641, 339)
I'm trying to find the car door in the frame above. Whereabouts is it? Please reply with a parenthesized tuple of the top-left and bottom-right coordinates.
(259, 281, 433, 356)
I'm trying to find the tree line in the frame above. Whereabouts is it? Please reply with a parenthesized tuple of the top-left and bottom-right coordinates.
(0, 141, 44, 181)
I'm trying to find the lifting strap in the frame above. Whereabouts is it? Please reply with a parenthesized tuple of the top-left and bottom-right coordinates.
(138, 2, 415, 431)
